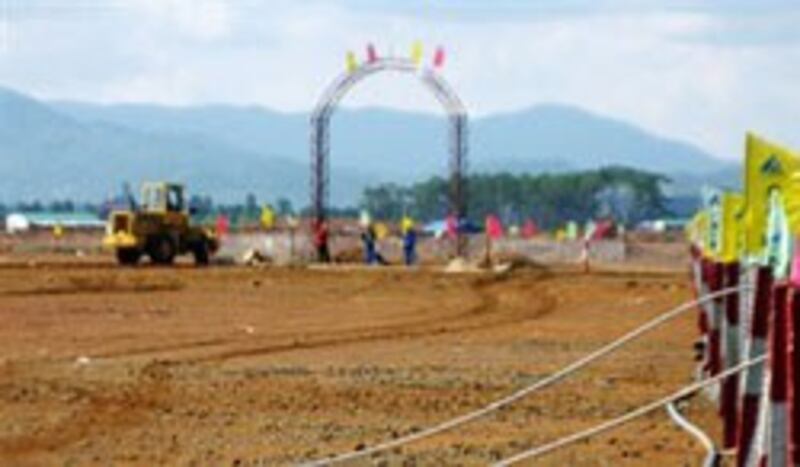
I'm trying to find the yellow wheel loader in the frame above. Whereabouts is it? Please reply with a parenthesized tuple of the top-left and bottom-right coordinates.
(103, 182, 219, 266)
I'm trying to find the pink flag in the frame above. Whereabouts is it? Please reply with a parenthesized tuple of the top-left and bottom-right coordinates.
(486, 215, 503, 240)
(216, 215, 229, 238)
(433, 47, 446, 68)
(592, 220, 614, 240)
(792, 240, 800, 286)
(522, 219, 538, 239)
(446, 215, 458, 239)
(367, 43, 378, 63)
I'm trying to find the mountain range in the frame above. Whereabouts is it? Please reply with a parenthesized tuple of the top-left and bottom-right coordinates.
(0, 86, 738, 207)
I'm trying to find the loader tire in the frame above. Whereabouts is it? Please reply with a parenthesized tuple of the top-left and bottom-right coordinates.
(193, 241, 210, 266)
(148, 236, 176, 265)
(116, 248, 141, 266)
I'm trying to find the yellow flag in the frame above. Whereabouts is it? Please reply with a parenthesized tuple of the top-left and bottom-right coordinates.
(375, 222, 390, 240)
(743, 133, 800, 255)
(720, 192, 743, 262)
(411, 41, 423, 66)
(687, 210, 709, 250)
(260, 205, 275, 230)
(346, 51, 358, 73)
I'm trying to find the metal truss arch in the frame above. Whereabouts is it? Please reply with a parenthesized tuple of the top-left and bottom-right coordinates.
(310, 56, 469, 254)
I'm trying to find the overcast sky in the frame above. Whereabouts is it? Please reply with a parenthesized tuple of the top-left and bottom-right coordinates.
(0, 0, 798, 160)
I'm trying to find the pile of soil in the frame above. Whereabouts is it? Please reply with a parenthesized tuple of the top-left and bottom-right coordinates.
(333, 247, 363, 264)
(493, 253, 550, 273)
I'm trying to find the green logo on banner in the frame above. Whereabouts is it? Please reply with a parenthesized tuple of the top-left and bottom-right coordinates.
(761, 154, 783, 176)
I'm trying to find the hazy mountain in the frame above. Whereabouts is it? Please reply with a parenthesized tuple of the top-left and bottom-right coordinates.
(0, 86, 733, 207)
(54, 100, 728, 176)
(473, 105, 727, 174)
(0, 88, 365, 205)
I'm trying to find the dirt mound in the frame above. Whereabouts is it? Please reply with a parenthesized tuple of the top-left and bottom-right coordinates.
(333, 247, 363, 264)
(242, 249, 273, 267)
(444, 257, 483, 273)
(493, 254, 549, 273)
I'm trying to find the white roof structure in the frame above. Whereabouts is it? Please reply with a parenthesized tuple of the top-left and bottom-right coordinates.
(5, 213, 30, 234)
(4, 212, 105, 234)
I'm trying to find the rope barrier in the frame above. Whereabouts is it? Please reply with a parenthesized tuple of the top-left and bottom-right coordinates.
(494, 355, 766, 466)
(665, 401, 718, 467)
(299, 285, 750, 466)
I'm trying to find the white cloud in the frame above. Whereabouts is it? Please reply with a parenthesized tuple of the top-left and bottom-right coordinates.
(0, 1, 798, 159)
(129, 0, 235, 41)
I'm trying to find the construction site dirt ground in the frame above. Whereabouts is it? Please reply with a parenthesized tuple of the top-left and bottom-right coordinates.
(0, 254, 723, 466)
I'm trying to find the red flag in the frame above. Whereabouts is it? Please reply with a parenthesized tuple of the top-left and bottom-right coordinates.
(367, 43, 378, 63)
(592, 220, 614, 240)
(486, 215, 503, 240)
(433, 47, 446, 68)
(216, 215, 229, 238)
(522, 219, 538, 239)
(446, 215, 458, 239)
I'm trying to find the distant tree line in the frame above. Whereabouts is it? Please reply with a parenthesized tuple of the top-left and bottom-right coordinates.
(360, 166, 670, 228)
(0, 167, 672, 229)
(0, 200, 100, 218)
(0, 193, 300, 228)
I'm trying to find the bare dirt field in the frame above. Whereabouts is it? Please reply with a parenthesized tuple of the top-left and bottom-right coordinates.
(0, 253, 721, 466)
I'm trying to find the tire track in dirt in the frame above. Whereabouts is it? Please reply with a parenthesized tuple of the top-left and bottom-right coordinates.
(96, 338, 232, 360)
(1, 282, 185, 297)
(189, 270, 558, 363)
(0, 262, 210, 271)
(80, 271, 556, 363)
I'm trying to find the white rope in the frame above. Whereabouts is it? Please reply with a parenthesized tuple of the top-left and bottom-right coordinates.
(494, 355, 766, 466)
(665, 401, 718, 467)
(299, 285, 750, 466)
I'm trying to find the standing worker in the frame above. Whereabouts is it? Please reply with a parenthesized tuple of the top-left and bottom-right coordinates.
(313, 219, 331, 263)
(361, 223, 377, 264)
(402, 216, 418, 266)
(52, 222, 64, 252)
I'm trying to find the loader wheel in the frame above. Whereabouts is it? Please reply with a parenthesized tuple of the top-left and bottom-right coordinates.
(148, 236, 176, 265)
(192, 241, 210, 266)
(116, 248, 141, 266)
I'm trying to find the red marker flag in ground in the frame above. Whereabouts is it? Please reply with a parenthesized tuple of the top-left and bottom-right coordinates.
(522, 219, 538, 238)
(366, 43, 378, 63)
(216, 215, 229, 238)
(591, 220, 614, 240)
(446, 215, 458, 239)
(486, 214, 503, 240)
(433, 46, 446, 69)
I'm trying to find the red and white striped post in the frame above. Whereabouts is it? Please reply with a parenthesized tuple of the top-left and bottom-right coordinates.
(787, 284, 800, 466)
(768, 283, 790, 467)
(692, 249, 701, 284)
(690, 246, 710, 367)
(704, 259, 725, 379)
(738, 266, 773, 467)
(722, 261, 742, 449)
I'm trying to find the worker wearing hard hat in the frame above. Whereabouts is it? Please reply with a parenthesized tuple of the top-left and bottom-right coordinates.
(402, 216, 418, 266)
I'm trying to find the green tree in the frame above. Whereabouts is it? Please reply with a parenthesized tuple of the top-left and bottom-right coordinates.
(359, 166, 669, 228)
(276, 197, 295, 216)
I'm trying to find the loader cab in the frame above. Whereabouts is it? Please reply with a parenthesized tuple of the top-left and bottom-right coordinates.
(141, 183, 185, 214)
(104, 181, 218, 266)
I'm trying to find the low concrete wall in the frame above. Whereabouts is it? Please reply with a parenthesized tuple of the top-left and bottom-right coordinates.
(493, 238, 627, 263)
(217, 232, 627, 265)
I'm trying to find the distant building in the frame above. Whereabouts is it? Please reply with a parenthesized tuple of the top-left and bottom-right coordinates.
(636, 218, 689, 233)
(5, 212, 105, 234)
